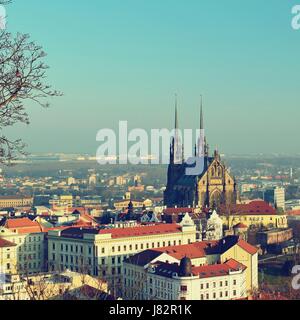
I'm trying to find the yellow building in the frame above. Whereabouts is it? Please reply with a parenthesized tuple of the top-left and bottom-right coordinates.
(0, 218, 46, 275)
(221, 239, 258, 293)
(0, 196, 33, 209)
(0, 238, 17, 274)
(114, 198, 153, 211)
(220, 201, 288, 230)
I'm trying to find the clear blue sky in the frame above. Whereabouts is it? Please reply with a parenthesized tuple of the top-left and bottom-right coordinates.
(4, 0, 300, 154)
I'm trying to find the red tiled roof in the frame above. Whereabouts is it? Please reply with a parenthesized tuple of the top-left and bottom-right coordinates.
(163, 208, 194, 215)
(154, 241, 218, 260)
(287, 210, 300, 216)
(219, 200, 277, 215)
(233, 223, 248, 229)
(5, 218, 43, 234)
(237, 239, 258, 255)
(192, 259, 246, 278)
(99, 224, 182, 239)
(0, 237, 17, 248)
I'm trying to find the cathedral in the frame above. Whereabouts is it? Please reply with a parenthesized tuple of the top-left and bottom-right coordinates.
(164, 102, 238, 209)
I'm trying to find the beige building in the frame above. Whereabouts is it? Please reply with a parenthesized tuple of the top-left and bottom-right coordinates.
(47, 217, 196, 294)
(0, 238, 17, 274)
(0, 218, 46, 275)
(220, 201, 288, 229)
(0, 196, 33, 209)
(123, 235, 258, 300)
(114, 198, 153, 211)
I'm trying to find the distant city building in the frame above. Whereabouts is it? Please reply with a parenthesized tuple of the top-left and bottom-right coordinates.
(115, 176, 126, 186)
(274, 187, 286, 211)
(114, 199, 153, 211)
(264, 187, 285, 211)
(89, 174, 97, 186)
(0, 196, 33, 209)
(50, 195, 81, 209)
(67, 177, 76, 186)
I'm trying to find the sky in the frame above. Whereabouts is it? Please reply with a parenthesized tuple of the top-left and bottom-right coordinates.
(3, 0, 300, 155)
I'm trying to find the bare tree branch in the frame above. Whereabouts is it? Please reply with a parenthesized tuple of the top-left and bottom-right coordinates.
(0, 1, 62, 165)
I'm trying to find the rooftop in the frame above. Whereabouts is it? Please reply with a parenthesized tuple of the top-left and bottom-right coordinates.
(152, 259, 246, 279)
(59, 223, 183, 240)
(219, 200, 277, 215)
(0, 237, 17, 248)
(4, 217, 44, 234)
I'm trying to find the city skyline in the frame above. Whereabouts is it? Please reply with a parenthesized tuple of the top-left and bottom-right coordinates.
(4, 0, 300, 155)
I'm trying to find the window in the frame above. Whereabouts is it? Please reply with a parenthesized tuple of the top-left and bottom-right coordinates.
(52, 243, 56, 250)
(181, 285, 188, 292)
(233, 290, 237, 296)
(233, 280, 237, 286)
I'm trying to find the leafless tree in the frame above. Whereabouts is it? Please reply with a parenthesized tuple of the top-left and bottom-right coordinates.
(0, 0, 61, 164)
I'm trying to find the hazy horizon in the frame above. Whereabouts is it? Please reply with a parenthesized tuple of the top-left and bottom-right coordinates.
(3, 0, 300, 155)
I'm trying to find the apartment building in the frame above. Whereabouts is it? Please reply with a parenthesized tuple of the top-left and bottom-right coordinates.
(123, 235, 258, 299)
(47, 215, 197, 293)
(124, 255, 247, 300)
(0, 238, 17, 274)
(0, 218, 46, 274)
